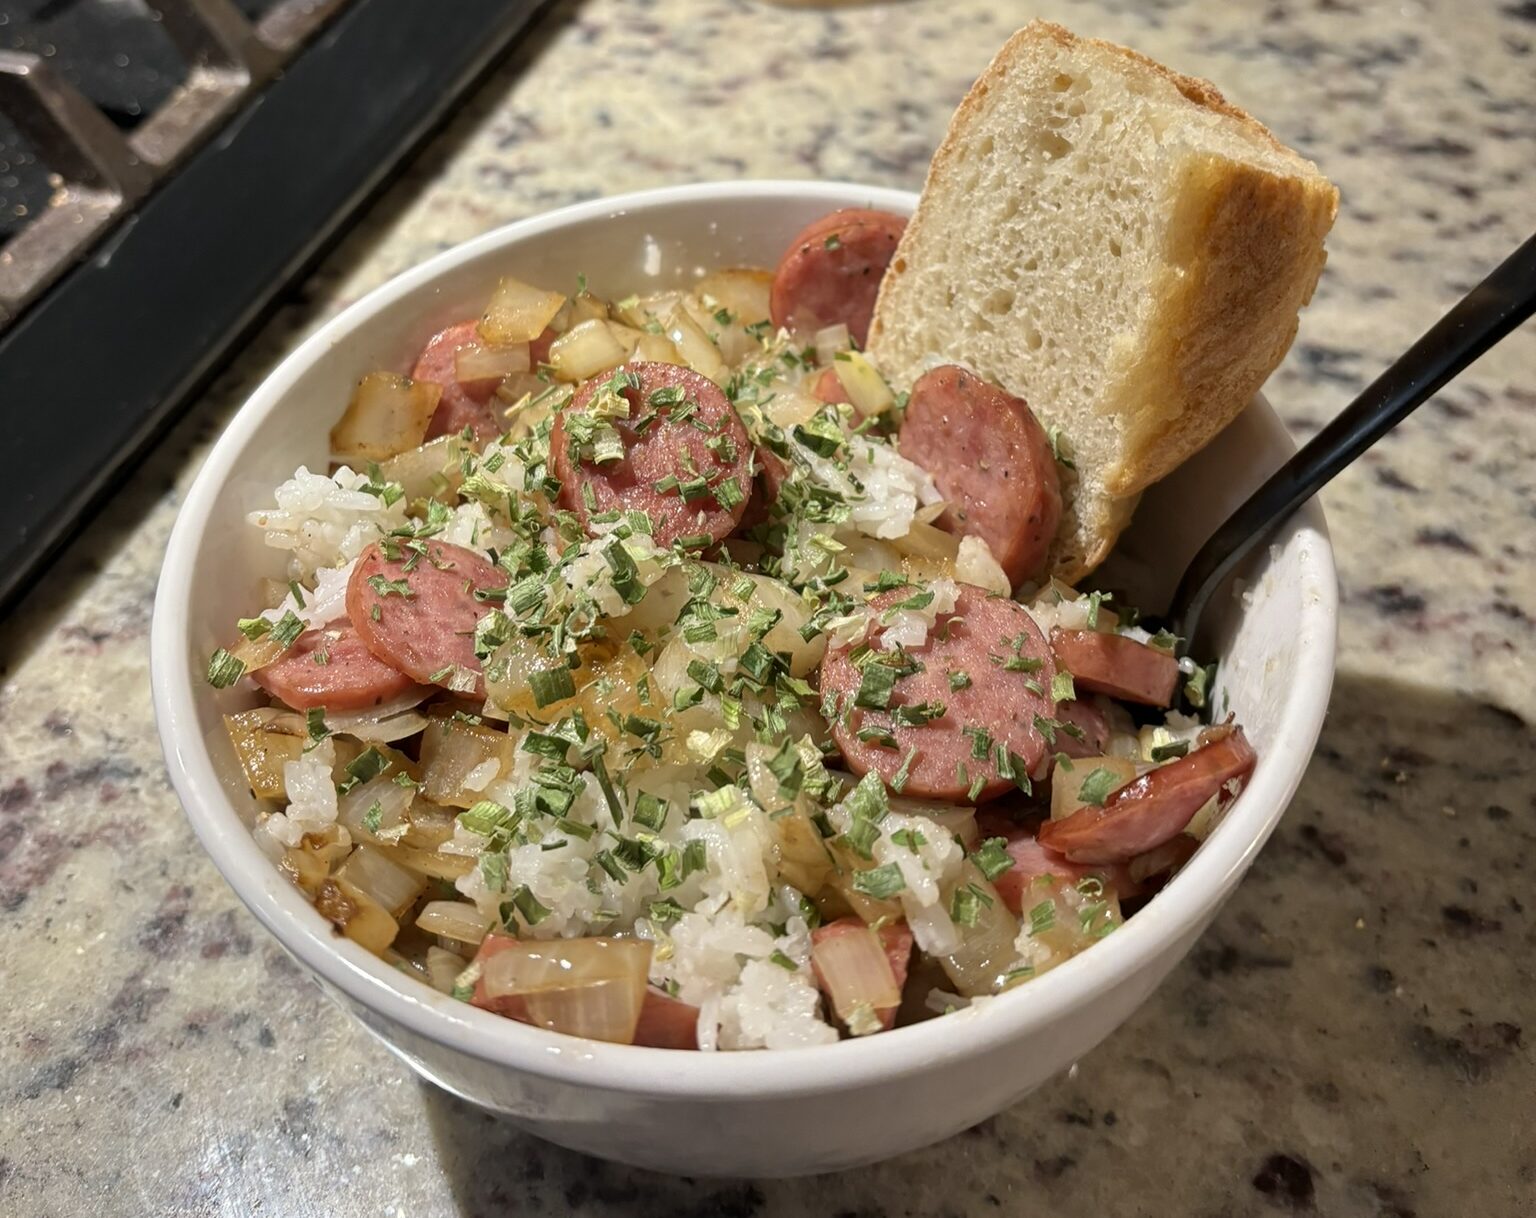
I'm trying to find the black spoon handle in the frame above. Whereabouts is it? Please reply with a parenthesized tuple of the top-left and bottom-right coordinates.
(1168, 231, 1536, 647)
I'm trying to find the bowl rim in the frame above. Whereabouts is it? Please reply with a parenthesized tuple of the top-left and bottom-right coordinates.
(151, 178, 1337, 1099)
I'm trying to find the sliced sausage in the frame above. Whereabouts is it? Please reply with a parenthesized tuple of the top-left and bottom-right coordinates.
(253, 622, 423, 712)
(413, 320, 503, 444)
(819, 583, 1058, 803)
(1054, 696, 1109, 760)
(973, 812, 1138, 909)
(631, 989, 700, 1050)
(813, 367, 850, 406)
(1038, 726, 1256, 864)
(811, 917, 914, 1031)
(898, 365, 1062, 588)
(737, 445, 791, 530)
(529, 325, 558, 368)
(1051, 628, 1180, 707)
(769, 208, 907, 346)
(549, 362, 752, 548)
(347, 540, 507, 697)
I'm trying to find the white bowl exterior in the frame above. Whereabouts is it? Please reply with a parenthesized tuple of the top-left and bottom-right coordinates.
(151, 181, 1336, 1177)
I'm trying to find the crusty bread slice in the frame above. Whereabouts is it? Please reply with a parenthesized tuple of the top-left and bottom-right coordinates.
(869, 21, 1338, 583)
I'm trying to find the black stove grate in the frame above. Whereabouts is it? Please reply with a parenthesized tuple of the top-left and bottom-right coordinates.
(0, 0, 550, 615)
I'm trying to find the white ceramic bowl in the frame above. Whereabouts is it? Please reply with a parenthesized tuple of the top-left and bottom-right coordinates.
(151, 181, 1336, 1177)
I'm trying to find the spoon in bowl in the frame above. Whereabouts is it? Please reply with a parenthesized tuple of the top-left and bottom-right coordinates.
(1165, 231, 1536, 650)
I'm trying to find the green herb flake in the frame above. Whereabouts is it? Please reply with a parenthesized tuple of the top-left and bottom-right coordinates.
(852, 863, 906, 900)
(345, 747, 389, 786)
(970, 837, 1015, 882)
(305, 707, 330, 745)
(1184, 661, 1218, 710)
(205, 648, 246, 689)
(854, 662, 899, 710)
(530, 666, 577, 708)
(508, 885, 551, 927)
(236, 616, 272, 641)
(1077, 767, 1124, 807)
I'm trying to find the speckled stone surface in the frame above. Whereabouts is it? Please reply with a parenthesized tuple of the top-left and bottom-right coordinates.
(2, 0, 1533, 1213)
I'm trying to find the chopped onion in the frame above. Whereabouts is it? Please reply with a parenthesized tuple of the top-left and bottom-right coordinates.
(479, 937, 653, 1045)
(400, 800, 457, 849)
(547, 318, 630, 382)
(1010, 875, 1122, 981)
(324, 689, 430, 741)
(376, 842, 474, 881)
(336, 772, 414, 843)
(229, 628, 289, 676)
(419, 715, 514, 808)
(486, 636, 648, 740)
(887, 796, 979, 849)
(832, 351, 895, 417)
(811, 923, 900, 1034)
(606, 321, 645, 354)
(378, 434, 469, 503)
(939, 864, 1021, 997)
(680, 293, 757, 366)
(663, 304, 726, 384)
(955, 535, 1011, 595)
(1184, 793, 1224, 841)
(330, 371, 441, 463)
(454, 341, 530, 382)
(629, 332, 685, 365)
(764, 385, 821, 429)
(416, 900, 493, 945)
(426, 945, 467, 994)
(277, 824, 350, 894)
(717, 568, 825, 677)
(814, 323, 851, 366)
(335, 844, 425, 919)
(567, 292, 609, 325)
(477, 276, 566, 345)
(611, 289, 685, 329)
(1050, 755, 1139, 821)
(258, 578, 289, 610)
(891, 519, 960, 562)
(224, 708, 304, 800)
(314, 877, 398, 954)
(696, 268, 773, 326)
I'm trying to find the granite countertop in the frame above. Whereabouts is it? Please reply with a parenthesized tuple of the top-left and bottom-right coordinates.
(2, 0, 1532, 1213)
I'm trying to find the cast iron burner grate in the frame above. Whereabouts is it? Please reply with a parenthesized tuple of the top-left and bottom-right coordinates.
(0, 0, 549, 615)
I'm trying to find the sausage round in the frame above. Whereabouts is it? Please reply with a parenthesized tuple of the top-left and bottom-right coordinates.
(413, 319, 503, 444)
(819, 583, 1059, 803)
(549, 362, 752, 548)
(897, 365, 1062, 588)
(1037, 725, 1256, 863)
(346, 540, 507, 697)
(973, 812, 1138, 910)
(253, 622, 423, 712)
(1053, 696, 1109, 759)
(769, 208, 907, 346)
(812, 367, 850, 406)
(1051, 628, 1180, 707)
(737, 445, 791, 530)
